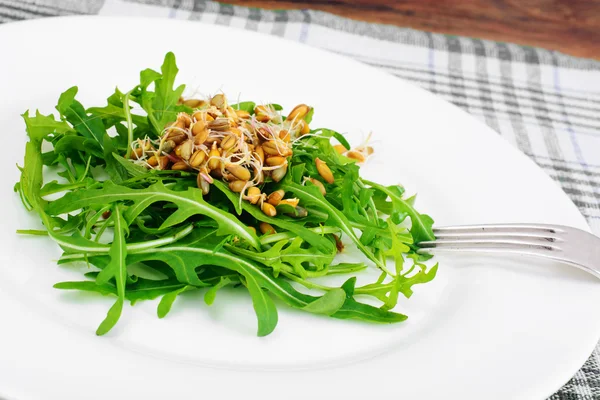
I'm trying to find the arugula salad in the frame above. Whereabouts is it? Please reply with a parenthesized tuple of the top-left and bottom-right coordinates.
(16, 52, 437, 337)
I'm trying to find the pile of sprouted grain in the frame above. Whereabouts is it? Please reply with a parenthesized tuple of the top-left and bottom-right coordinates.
(127, 93, 372, 223)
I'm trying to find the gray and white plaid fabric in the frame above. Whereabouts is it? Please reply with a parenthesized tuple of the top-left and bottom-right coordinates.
(2, 0, 599, 398)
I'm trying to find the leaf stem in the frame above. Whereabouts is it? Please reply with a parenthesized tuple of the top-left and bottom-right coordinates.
(78, 156, 92, 183)
(357, 179, 379, 223)
(123, 90, 134, 159)
(85, 205, 112, 239)
(280, 271, 334, 291)
(259, 226, 340, 245)
(16, 229, 48, 236)
(59, 224, 196, 262)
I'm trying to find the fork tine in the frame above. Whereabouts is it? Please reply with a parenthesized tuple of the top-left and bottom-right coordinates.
(419, 238, 561, 252)
(433, 232, 562, 243)
(417, 245, 555, 259)
(433, 224, 564, 235)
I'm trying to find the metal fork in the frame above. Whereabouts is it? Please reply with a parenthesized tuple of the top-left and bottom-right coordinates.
(417, 224, 600, 279)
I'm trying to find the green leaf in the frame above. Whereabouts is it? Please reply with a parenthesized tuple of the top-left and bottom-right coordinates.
(95, 205, 128, 336)
(247, 274, 278, 337)
(276, 203, 297, 215)
(290, 163, 306, 184)
(204, 277, 232, 306)
(303, 107, 314, 124)
(125, 278, 187, 305)
(333, 297, 407, 323)
(22, 110, 73, 142)
(50, 230, 113, 255)
(56, 86, 107, 149)
(213, 180, 329, 251)
(47, 181, 261, 249)
(267, 103, 283, 111)
(87, 103, 149, 131)
(327, 263, 367, 275)
(55, 273, 190, 305)
(302, 288, 345, 315)
(140, 69, 161, 88)
(95, 298, 124, 336)
(281, 181, 390, 274)
(211, 180, 242, 215)
(16, 229, 48, 236)
(54, 280, 116, 296)
(134, 237, 406, 330)
(103, 134, 128, 184)
(112, 153, 148, 178)
(385, 221, 412, 273)
(339, 170, 372, 226)
(365, 180, 435, 243)
(157, 285, 196, 318)
(125, 229, 216, 287)
(275, 278, 407, 323)
(231, 101, 255, 113)
(146, 52, 188, 134)
(19, 141, 45, 211)
(53, 135, 102, 156)
(40, 179, 95, 196)
(131, 235, 281, 336)
(311, 128, 351, 151)
(341, 277, 356, 297)
(355, 263, 437, 307)
(396, 263, 438, 298)
(227, 237, 334, 278)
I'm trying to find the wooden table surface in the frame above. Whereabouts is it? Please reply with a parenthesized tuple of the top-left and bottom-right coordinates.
(220, 0, 600, 60)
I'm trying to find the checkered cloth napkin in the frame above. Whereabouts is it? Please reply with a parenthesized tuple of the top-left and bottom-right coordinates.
(2, 0, 599, 398)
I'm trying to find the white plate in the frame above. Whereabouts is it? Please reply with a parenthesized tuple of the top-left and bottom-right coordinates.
(0, 16, 598, 400)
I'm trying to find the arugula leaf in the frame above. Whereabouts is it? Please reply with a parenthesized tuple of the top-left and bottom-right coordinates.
(321, 128, 350, 150)
(396, 263, 438, 298)
(302, 288, 345, 315)
(19, 141, 45, 211)
(131, 239, 281, 336)
(364, 180, 435, 243)
(54, 280, 116, 296)
(303, 107, 315, 124)
(227, 237, 334, 278)
(40, 179, 95, 196)
(142, 52, 189, 134)
(133, 236, 406, 328)
(46, 181, 261, 249)
(56, 87, 107, 149)
(22, 110, 73, 142)
(327, 263, 367, 275)
(212, 180, 242, 215)
(157, 285, 196, 318)
(95, 205, 128, 335)
(54, 276, 189, 305)
(53, 135, 103, 159)
(16, 229, 48, 236)
(204, 277, 233, 306)
(87, 91, 149, 132)
(103, 134, 128, 184)
(281, 181, 392, 274)
(112, 153, 148, 178)
(230, 101, 255, 113)
(246, 274, 278, 336)
(275, 278, 407, 323)
(140, 69, 162, 88)
(213, 180, 331, 252)
(355, 262, 437, 307)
